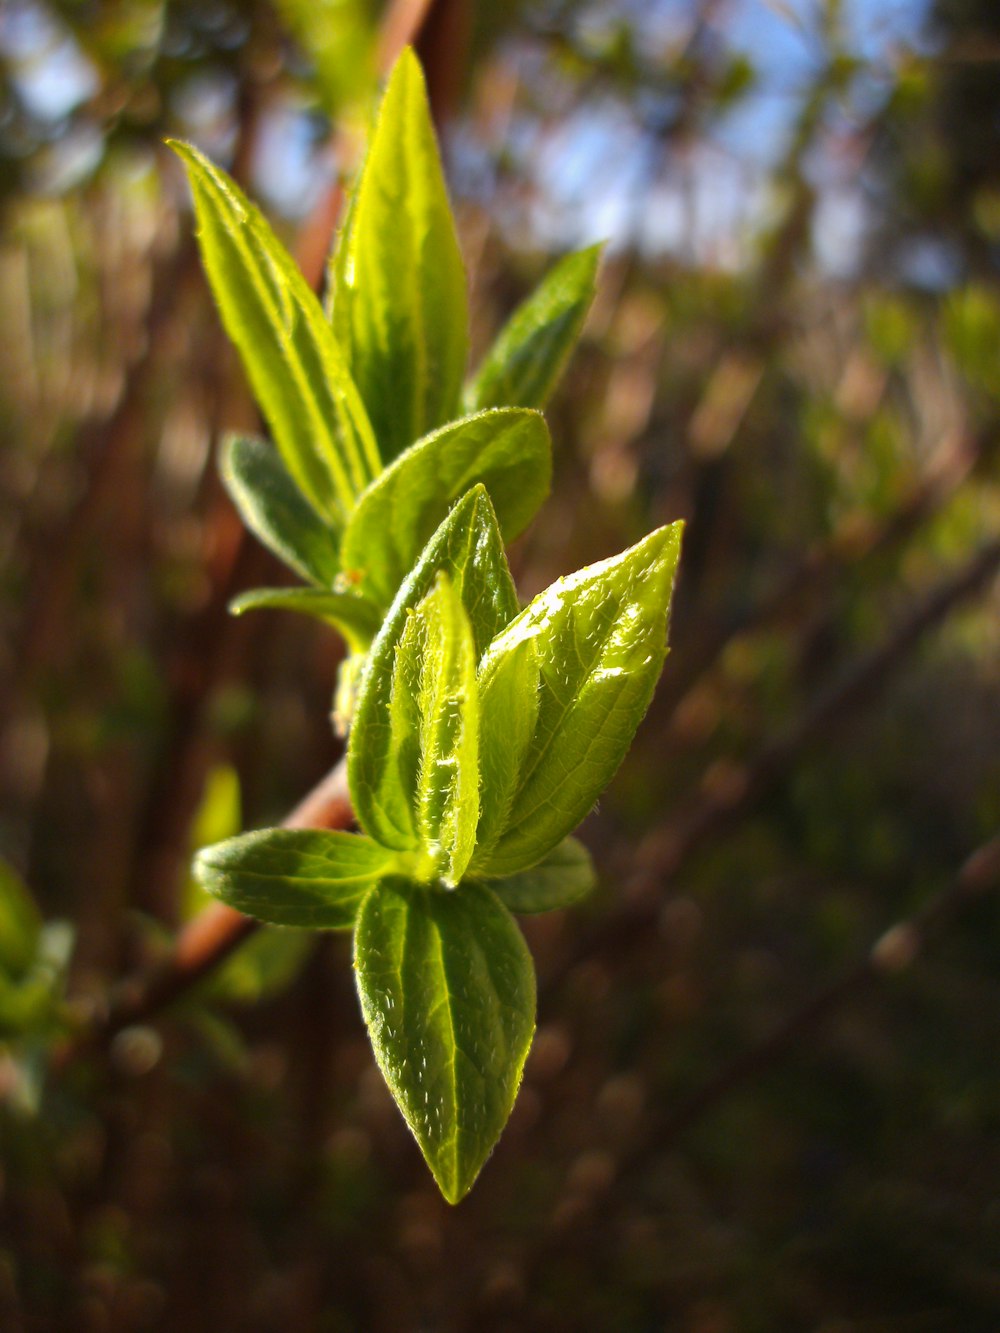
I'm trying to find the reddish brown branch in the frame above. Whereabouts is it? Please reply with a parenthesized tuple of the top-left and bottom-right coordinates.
(68, 759, 352, 1054)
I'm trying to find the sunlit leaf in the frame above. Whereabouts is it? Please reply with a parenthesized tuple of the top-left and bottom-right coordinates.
(472, 522, 684, 875)
(385, 574, 479, 883)
(328, 48, 468, 462)
(170, 141, 379, 523)
(349, 486, 517, 851)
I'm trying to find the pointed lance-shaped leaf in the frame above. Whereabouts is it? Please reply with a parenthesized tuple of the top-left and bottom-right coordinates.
(348, 486, 518, 853)
(472, 521, 684, 876)
(341, 409, 551, 608)
(221, 435, 341, 588)
(194, 829, 396, 929)
(466, 245, 602, 412)
(170, 142, 380, 524)
(328, 49, 469, 463)
(355, 877, 535, 1203)
(229, 586, 382, 654)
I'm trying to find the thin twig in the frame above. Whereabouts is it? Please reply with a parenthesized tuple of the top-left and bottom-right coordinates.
(67, 758, 351, 1054)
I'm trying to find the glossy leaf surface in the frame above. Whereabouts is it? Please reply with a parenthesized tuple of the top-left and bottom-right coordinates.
(473, 521, 684, 875)
(349, 486, 517, 851)
(467, 246, 601, 411)
(329, 49, 468, 462)
(195, 829, 395, 929)
(485, 837, 595, 914)
(388, 575, 479, 883)
(355, 877, 535, 1203)
(220, 435, 340, 587)
(171, 142, 379, 522)
(341, 409, 550, 608)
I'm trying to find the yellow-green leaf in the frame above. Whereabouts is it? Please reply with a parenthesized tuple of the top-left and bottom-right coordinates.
(171, 141, 379, 523)
(348, 486, 517, 852)
(472, 522, 684, 876)
(329, 49, 469, 462)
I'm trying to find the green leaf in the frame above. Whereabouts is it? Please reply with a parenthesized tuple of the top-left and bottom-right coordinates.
(466, 245, 602, 412)
(340, 409, 551, 608)
(170, 141, 379, 523)
(349, 486, 517, 851)
(220, 435, 340, 587)
(329, 48, 469, 462)
(194, 829, 396, 929)
(474, 635, 540, 859)
(484, 837, 595, 914)
(389, 574, 480, 884)
(354, 877, 535, 1203)
(0, 856, 42, 979)
(472, 521, 684, 876)
(229, 586, 382, 653)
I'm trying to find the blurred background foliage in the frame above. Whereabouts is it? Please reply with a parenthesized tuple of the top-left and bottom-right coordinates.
(1, 0, 999, 1328)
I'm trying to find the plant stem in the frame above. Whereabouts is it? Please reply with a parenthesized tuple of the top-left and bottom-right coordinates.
(66, 758, 351, 1056)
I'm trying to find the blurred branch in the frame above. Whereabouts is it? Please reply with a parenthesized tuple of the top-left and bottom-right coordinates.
(651, 835, 1000, 1150)
(64, 757, 350, 1057)
(549, 537, 1000, 987)
(660, 429, 986, 712)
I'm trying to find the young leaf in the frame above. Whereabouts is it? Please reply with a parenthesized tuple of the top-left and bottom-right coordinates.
(466, 245, 602, 412)
(474, 636, 540, 859)
(484, 837, 596, 914)
(402, 574, 480, 883)
(220, 435, 340, 588)
(194, 829, 396, 929)
(355, 877, 535, 1203)
(472, 521, 684, 876)
(349, 486, 517, 850)
(229, 586, 382, 653)
(170, 141, 379, 522)
(340, 409, 551, 608)
(329, 48, 468, 463)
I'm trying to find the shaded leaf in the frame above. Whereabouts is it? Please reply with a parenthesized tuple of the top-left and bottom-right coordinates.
(194, 829, 395, 929)
(171, 141, 379, 522)
(229, 586, 382, 653)
(485, 837, 595, 914)
(472, 522, 684, 876)
(467, 245, 601, 411)
(355, 876, 535, 1203)
(329, 49, 468, 462)
(341, 409, 551, 608)
(220, 434, 340, 587)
